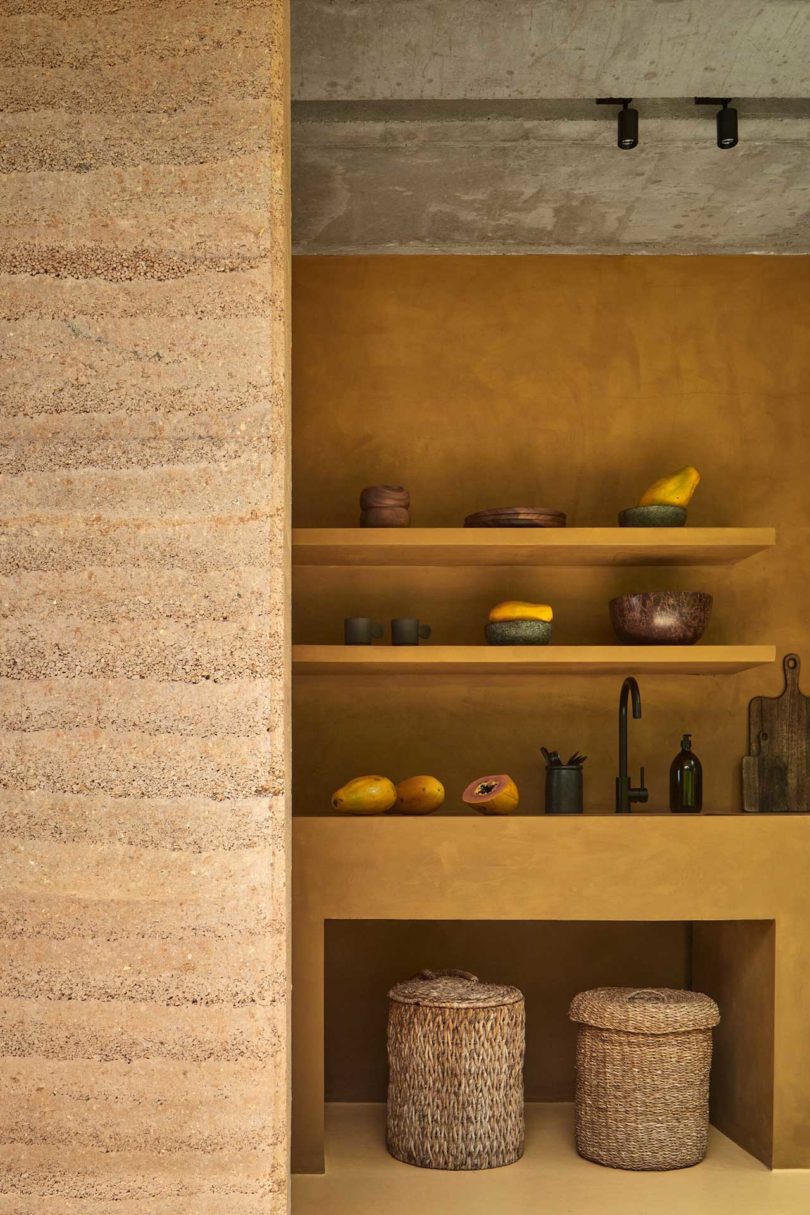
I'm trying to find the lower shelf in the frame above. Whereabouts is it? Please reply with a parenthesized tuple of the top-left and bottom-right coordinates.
(292, 1104, 807, 1215)
(293, 644, 776, 675)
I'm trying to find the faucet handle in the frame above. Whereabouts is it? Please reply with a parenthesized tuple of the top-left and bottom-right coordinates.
(634, 766, 649, 803)
(627, 767, 649, 805)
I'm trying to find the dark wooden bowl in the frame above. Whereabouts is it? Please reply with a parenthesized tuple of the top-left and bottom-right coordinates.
(609, 591, 713, 645)
(359, 506, 410, 527)
(360, 485, 410, 510)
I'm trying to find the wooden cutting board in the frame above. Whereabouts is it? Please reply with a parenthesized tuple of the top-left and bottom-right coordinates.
(743, 653, 810, 812)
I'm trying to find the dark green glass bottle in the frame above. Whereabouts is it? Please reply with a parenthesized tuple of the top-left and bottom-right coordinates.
(670, 733, 702, 813)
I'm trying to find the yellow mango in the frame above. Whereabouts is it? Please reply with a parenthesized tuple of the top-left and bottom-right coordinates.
(392, 775, 445, 815)
(332, 775, 397, 815)
(638, 466, 701, 508)
(489, 601, 553, 623)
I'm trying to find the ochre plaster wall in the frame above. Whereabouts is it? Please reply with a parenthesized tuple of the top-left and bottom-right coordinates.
(293, 255, 810, 815)
(1, 2, 290, 1210)
(292, 254, 809, 1105)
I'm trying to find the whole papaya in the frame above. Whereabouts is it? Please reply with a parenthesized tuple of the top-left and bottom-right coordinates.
(332, 775, 397, 815)
(638, 466, 701, 508)
(392, 775, 445, 815)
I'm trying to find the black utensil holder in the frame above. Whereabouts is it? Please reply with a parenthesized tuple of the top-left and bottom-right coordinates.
(545, 765, 583, 814)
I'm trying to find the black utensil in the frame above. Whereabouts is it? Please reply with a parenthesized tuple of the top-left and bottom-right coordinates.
(540, 746, 553, 765)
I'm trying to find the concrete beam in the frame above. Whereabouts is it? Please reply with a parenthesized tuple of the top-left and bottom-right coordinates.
(292, 0, 810, 101)
(292, 111, 810, 253)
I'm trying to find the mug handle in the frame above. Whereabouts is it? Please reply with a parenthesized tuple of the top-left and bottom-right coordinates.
(371, 622, 384, 639)
(418, 623, 432, 640)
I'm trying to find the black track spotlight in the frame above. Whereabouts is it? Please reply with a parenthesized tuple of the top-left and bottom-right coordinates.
(596, 98, 638, 149)
(695, 98, 738, 149)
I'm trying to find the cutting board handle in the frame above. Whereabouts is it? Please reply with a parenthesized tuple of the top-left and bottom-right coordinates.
(783, 653, 801, 693)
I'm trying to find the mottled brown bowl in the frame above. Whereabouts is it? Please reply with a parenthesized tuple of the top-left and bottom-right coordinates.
(609, 591, 713, 645)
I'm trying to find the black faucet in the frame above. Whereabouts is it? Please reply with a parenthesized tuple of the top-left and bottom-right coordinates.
(616, 676, 649, 813)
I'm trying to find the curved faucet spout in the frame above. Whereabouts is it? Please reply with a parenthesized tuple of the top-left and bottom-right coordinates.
(616, 676, 648, 813)
(621, 676, 642, 720)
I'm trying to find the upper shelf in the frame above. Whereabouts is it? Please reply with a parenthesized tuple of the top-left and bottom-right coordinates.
(291, 527, 776, 567)
(293, 644, 776, 675)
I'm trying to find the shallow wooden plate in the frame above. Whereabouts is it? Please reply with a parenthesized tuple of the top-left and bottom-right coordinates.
(464, 506, 567, 528)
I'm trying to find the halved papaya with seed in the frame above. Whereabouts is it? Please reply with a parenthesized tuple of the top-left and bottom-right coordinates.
(462, 774, 519, 815)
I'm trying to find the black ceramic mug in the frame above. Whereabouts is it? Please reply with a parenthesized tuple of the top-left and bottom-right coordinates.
(545, 765, 583, 814)
(344, 617, 384, 645)
(391, 618, 431, 646)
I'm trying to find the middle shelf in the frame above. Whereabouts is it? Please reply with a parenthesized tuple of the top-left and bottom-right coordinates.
(292, 526, 776, 567)
(293, 644, 776, 675)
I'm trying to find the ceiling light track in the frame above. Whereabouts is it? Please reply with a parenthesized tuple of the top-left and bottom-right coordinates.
(596, 97, 741, 149)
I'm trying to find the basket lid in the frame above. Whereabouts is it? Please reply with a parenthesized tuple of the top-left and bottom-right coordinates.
(389, 969, 523, 1009)
(569, 987, 720, 1033)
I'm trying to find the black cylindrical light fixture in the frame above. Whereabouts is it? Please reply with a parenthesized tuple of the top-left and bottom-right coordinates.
(618, 101, 639, 149)
(596, 98, 638, 150)
(716, 101, 738, 148)
(695, 98, 739, 148)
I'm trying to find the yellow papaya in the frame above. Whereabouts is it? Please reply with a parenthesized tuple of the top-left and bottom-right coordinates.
(392, 775, 445, 815)
(331, 775, 396, 815)
(462, 774, 520, 815)
(489, 601, 553, 624)
(638, 466, 701, 508)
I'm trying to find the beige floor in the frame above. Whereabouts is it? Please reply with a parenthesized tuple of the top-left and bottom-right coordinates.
(293, 1103, 810, 1215)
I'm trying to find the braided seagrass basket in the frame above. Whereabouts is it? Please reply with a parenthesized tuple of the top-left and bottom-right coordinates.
(569, 987, 720, 1171)
(387, 969, 525, 1170)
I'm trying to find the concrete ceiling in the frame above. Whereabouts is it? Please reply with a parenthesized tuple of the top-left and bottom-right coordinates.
(291, 1, 810, 254)
(293, 0, 810, 100)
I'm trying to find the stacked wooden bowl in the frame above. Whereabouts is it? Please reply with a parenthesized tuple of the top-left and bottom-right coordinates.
(360, 485, 411, 527)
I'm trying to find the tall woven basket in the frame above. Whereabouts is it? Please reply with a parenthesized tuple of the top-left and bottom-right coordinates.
(387, 969, 525, 1170)
(569, 987, 720, 1171)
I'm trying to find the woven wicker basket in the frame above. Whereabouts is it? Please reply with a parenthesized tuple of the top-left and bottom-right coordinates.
(569, 987, 721, 1171)
(387, 969, 525, 1170)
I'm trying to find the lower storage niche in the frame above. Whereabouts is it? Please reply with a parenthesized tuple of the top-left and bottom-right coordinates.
(293, 917, 791, 1213)
(325, 920, 694, 1106)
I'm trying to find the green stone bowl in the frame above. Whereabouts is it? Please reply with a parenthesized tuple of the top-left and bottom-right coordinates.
(485, 620, 552, 646)
(619, 505, 687, 527)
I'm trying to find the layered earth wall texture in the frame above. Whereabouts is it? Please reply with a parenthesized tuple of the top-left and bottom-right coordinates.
(0, 0, 290, 1210)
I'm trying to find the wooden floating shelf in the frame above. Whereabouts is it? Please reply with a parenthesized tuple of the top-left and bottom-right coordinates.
(292, 527, 776, 567)
(293, 644, 776, 675)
